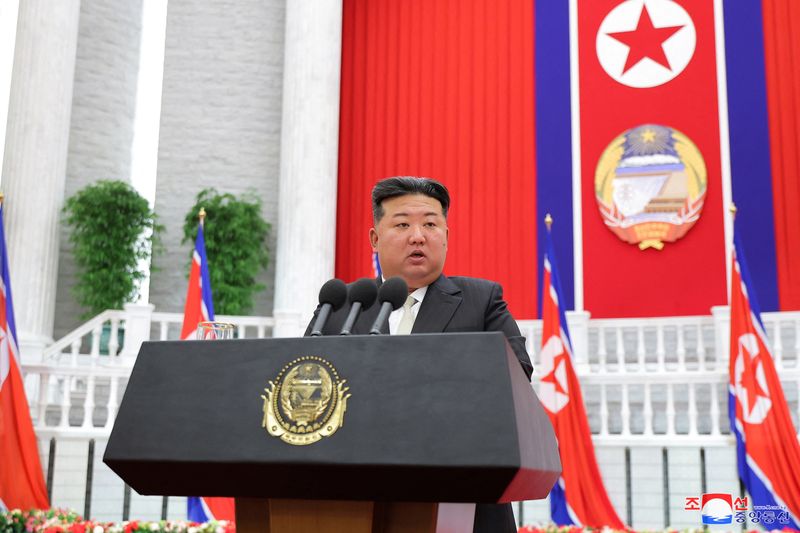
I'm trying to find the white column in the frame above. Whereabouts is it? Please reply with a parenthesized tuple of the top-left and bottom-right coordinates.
(711, 305, 731, 370)
(120, 303, 154, 362)
(0, 0, 20, 173)
(273, 0, 343, 338)
(1, 0, 82, 362)
(566, 310, 591, 371)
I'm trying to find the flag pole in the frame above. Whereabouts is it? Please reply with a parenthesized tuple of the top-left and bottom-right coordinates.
(545, 212, 553, 232)
(198, 207, 206, 227)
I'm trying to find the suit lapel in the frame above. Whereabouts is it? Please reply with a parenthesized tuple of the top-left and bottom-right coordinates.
(412, 275, 462, 333)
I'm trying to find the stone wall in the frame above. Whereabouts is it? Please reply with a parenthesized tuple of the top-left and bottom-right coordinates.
(54, 0, 144, 338)
(148, 0, 285, 318)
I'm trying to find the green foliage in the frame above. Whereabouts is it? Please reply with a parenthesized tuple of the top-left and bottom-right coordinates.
(63, 180, 162, 318)
(183, 188, 271, 315)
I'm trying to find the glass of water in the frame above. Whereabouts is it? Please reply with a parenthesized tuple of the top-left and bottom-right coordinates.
(196, 321, 236, 340)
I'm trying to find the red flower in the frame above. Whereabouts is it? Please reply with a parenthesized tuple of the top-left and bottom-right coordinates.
(124, 521, 139, 533)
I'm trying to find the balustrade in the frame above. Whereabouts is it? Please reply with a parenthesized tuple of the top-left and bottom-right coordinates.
(21, 307, 800, 442)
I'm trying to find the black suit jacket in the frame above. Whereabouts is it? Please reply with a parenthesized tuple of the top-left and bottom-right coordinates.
(305, 274, 530, 532)
(306, 274, 533, 380)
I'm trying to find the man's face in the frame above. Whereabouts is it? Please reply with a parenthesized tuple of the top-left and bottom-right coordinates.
(369, 194, 448, 290)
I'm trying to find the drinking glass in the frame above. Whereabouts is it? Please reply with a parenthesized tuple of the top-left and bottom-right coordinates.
(196, 321, 235, 340)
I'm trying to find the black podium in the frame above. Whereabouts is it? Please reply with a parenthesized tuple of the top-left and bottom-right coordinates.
(104, 332, 560, 532)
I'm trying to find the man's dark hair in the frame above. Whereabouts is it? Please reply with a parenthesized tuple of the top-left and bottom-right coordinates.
(371, 176, 450, 222)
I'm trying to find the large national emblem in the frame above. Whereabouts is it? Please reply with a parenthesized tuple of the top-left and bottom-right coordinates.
(595, 124, 707, 250)
(261, 356, 350, 446)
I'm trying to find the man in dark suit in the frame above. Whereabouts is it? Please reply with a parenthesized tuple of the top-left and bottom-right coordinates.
(307, 176, 532, 532)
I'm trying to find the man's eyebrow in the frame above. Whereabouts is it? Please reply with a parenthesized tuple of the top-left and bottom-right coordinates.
(390, 211, 441, 218)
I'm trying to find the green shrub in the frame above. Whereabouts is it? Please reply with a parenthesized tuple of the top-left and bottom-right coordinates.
(63, 180, 162, 318)
(183, 188, 271, 315)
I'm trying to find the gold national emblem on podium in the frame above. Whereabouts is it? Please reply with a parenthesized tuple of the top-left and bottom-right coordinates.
(595, 124, 707, 250)
(261, 356, 350, 446)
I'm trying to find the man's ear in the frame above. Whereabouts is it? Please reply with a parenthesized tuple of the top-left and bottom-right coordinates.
(369, 227, 379, 251)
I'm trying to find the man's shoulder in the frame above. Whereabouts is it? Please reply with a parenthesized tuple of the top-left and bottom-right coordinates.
(441, 275, 500, 294)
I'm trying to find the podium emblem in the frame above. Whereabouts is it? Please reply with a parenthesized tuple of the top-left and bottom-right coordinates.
(261, 356, 351, 445)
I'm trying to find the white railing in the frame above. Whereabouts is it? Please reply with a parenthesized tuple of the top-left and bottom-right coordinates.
(149, 311, 276, 342)
(518, 308, 800, 446)
(30, 305, 276, 438)
(23, 306, 800, 443)
(22, 305, 800, 526)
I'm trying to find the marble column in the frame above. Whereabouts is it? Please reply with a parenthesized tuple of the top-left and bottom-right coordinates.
(2, 0, 82, 361)
(272, 0, 343, 338)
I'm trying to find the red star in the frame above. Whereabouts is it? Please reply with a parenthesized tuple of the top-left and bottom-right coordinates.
(739, 342, 768, 417)
(541, 354, 567, 395)
(607, 5, 684, 74)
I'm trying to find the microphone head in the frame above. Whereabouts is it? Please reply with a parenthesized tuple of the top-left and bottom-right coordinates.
(319, 278, 348, 311)
(379, 277, 409, 310)
(349, 278, 378, 309)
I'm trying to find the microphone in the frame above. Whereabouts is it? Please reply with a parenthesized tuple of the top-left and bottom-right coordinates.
(369, 277, 408, 335)
(310, 278, 348, 336)
(339, 278, 378, 335)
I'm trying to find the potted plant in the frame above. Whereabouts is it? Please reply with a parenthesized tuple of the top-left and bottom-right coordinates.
(64, 180, 162, 349)
(182, 188, 271, 315)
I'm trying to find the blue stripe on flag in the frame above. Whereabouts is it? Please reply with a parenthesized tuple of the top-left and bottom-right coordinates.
(187, 496, 211, 523)
(535, 0, 574, 314)
(549, 477, 575, 526)
(728, 393, 800, 529)
(723, 0, 779, 311)
(545, 228, 574, 350)
(0, 205, 18, 347)
(196, 225, 215, 321)
(734, 229, 765, 331)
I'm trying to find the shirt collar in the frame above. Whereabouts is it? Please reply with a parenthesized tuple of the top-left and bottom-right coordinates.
(381, 278, 429, 304)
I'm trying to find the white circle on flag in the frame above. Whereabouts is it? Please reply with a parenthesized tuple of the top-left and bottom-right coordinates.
(596, 0, 696, 88)
(538, 335, 569, 414)
(734, 333, 772, 425)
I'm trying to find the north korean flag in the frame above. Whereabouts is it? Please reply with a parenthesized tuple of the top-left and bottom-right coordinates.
(728, 228, 800, 528)
(181, 221, 235, 523)
(0, 202, 48, 510)
(539, 221, 624, 529)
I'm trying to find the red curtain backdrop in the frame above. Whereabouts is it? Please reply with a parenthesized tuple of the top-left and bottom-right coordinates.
(337, 0, 538, 318)
(763, 0, 800, 310)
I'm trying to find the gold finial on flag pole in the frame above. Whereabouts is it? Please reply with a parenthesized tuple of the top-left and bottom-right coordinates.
(0, 191, 5, 205)
(730, 203, 737, 221)
(198, 207, 206, 226)
(545, 213, 553, 231)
